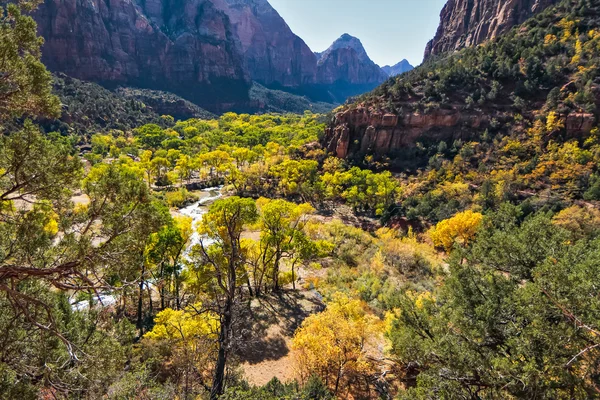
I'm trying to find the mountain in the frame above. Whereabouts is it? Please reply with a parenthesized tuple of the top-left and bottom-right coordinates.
(424, 0, 560, 59)
(324, 0, 598, 170)
(382, 60, 414, 77)
(314, 34, 389, 102)
(33, 0, 388, 112)
(34, 0, 249, 112)
(317, 34, 388, 85)
(33, 0, 321, 112)
(220, 0, 317, 87)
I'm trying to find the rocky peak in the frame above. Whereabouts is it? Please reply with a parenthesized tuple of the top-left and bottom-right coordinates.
(318, 34, 372, 65)
(382, 60, 414, 77)
(424, 0, 560, 59)
(316, 34, 388, 87)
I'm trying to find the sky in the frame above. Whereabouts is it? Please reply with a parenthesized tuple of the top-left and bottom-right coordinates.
(267, 0, 447, 67)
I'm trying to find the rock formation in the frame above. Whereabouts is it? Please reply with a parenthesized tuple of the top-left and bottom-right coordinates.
(313, 34, 388, 102)
(219, 0, 317, 87)
(324, 105, 485, 159)
(316, 34, 388, 86)
(382, 60, 414, 77)
(424, 0, 560, 59)
(33, 0, 403, 109)
(34, 0, 250, 111)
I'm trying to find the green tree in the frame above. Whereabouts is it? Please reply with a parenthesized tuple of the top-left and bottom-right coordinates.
(190, 197, 258, 399)
(0, 0, 60, 119)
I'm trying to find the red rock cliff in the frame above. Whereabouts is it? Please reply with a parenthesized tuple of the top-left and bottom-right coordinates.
(424, 0, 559, 59)
(33, 0, 320, 109)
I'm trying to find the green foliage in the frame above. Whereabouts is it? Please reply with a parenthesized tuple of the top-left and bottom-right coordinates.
(387, 206, 600, 398)
(0, 0, 59, 119)
(221, 376, 332, 400)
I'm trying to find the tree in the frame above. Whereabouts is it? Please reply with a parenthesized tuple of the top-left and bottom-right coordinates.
(387, 209, 600, 399)
(144, 304, 219, 398)
(430, 210, 483, 251)
(190, 197, 258, 399)
(0, 0, 60, 119)
(146, 216, 193, 310)
(254, 198, 315, 292)
(292, 293, 381, 396)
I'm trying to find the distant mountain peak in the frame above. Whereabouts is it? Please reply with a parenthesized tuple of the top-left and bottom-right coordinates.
(319, 34, 371, 65)
(381, 59, 414, 77)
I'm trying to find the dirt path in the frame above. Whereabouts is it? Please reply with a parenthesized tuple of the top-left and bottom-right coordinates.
(238, 288, 324, 386)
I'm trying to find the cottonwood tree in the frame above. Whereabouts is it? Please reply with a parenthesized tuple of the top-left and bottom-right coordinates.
(190, 197, 258, 399)
(253, 198, 314, 293)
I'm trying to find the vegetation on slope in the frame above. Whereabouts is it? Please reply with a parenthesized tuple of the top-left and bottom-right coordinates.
(3, 0, 600, 399)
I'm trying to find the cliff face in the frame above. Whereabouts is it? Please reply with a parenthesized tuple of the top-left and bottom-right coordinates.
(316, 34, 388, 85)
(324, 104, 485, 160)
(424, 0, 559, 59)
(219, 0, 317, 87)
(34, 0, 250, 110)
(34, 0, 319, 110)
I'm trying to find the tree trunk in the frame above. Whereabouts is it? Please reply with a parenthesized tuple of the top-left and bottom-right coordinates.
(137, 262, 145, 336)
(174, 265, 181, 310)
(211, 299, 232, 400)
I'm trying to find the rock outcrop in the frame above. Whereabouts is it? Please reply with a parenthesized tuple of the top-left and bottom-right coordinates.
(324, 105, 486, 159)
(424, 0, 559, 59)
(382, 60, 414, 77)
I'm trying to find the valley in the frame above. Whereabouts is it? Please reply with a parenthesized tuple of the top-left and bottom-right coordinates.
(2, 0, 600, 399)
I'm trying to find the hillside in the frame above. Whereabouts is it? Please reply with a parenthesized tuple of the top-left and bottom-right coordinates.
(33, 0, 384, 109)
(424, 0, 560, 58)
(325, 0, 600, 210)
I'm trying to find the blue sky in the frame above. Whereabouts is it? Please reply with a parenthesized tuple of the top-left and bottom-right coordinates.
(268, 0, 447, 67)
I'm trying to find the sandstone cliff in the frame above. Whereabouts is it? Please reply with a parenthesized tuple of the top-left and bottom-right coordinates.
(34, 0, 320, 111)
(324, 104, 486, 160)
(34, 0, 250, 111)
(424, 0, 559, 59)
(222, 0, 317, 87)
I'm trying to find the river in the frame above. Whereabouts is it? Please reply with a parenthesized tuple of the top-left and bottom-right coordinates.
(72, 186, 223, 310)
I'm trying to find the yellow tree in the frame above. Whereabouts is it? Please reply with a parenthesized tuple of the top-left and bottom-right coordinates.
(292, 293, 381, 395)
(191, 197, 258, 399)
(255, 198, 315, 293)
(430, 210, 483, 251)
(144, 304, 219, 398)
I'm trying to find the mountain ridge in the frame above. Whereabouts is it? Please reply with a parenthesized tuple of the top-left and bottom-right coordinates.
(424, 0, 560, 59)
(33, 0, 397, 112)
(382, 60, 414, 77)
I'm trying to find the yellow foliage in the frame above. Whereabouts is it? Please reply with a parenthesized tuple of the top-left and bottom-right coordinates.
(430, 210, 483, 251)
(552, 205, 600, 238)
(546, 111, 564, 133)
(43, 216, 59, 236)
(571, 35, 583, 65)
(544, 34, 558, 45)
(292, 293, 381, 393)
(558, 18, 576, 42)
(144, 304, 219, 344)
